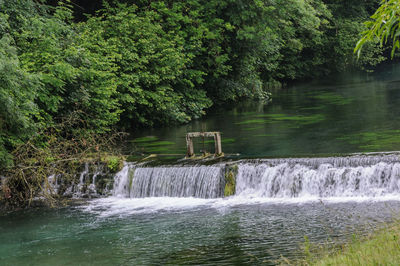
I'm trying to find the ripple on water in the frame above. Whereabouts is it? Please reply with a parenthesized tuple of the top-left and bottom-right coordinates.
(2, 198, 400, 265)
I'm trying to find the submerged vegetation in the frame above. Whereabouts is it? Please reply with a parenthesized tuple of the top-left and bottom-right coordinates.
(312, 92, 353, 106)
(236, 113, 327, 127)
(338, 130, 400, 152)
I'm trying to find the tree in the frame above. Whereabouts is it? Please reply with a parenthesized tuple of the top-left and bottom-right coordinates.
(355, 0, 400, 58)
(0, 31, 41, 168)
(1, 0, 120, 132)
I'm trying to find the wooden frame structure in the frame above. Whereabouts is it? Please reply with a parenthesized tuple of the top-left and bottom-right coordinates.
(186, 132, 223, 158)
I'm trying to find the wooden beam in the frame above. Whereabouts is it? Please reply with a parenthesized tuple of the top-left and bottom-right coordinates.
(185, 131, 223, 158)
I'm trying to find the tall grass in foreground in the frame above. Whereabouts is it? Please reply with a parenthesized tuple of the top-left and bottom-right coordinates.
(282, 222, 400, 265)
(315, 223, 400, 265)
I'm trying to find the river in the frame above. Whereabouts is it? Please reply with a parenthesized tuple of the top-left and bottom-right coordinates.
(2, 64, 400, 265)
(130, 63, 400, 158)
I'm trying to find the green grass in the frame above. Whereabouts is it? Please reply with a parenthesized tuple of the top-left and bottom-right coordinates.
(315, 224, 400, 265)
(285, 223, 400, 266)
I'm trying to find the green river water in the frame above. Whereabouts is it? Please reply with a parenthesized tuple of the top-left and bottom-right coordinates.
(130, 63, 400, 158)
(1, 200, 400, 265)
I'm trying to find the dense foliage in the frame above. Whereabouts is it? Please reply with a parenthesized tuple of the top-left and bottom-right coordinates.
(0, 0, 389, 170)
(355, 0, 400, 58)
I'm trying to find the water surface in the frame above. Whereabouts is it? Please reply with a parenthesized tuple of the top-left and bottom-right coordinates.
(1, 198, 400, 265)
(130, 64, 400, 158)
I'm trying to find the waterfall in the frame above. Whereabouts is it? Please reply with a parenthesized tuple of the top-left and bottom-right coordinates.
(73, 163, 90, 198)
(63, 163, 110, 198)
(88, 165, 104, 194)
(113, 164, 225, 198)
(236, 155, 400, 198)
(113, 163, 134, 197)
(47, 174, 59, 194)
(111, 153, 400, 199)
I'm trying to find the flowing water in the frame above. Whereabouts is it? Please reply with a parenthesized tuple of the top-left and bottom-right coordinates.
(113, 164, 225, 198)
(2, 199, 400, 265)
(3, 64, 400, 265)
(112, 154, 400, 199)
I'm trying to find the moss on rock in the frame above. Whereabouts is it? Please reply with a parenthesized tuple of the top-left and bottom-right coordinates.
(224, 164, 238, 197)
(101, 155, 124, 173)
(128, 168, 135, 194)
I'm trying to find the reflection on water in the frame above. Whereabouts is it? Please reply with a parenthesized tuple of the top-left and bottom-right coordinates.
(130, 64, 400, 158)
(1, 199, 399, 265)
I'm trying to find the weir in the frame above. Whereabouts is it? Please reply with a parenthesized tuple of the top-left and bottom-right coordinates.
(113, 164, 225, 198)
(47, 162, 115, 198)
(111, 153, 400, 199)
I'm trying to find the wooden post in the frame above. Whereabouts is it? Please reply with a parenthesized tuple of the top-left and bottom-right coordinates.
(186, 131, 223, 158)
(214, 132, 222, 155)
(186, 134, 195, 157)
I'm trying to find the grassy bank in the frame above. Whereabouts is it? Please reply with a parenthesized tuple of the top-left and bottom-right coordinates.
(291, 222, 400, 265)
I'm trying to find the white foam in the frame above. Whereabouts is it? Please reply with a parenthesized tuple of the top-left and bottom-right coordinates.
(80, 195, 400, 218)
(236, 161, 400, 198)
(81, 197, 217, 218)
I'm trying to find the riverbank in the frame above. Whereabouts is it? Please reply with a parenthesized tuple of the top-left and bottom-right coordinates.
(292, 221, 400, 265)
